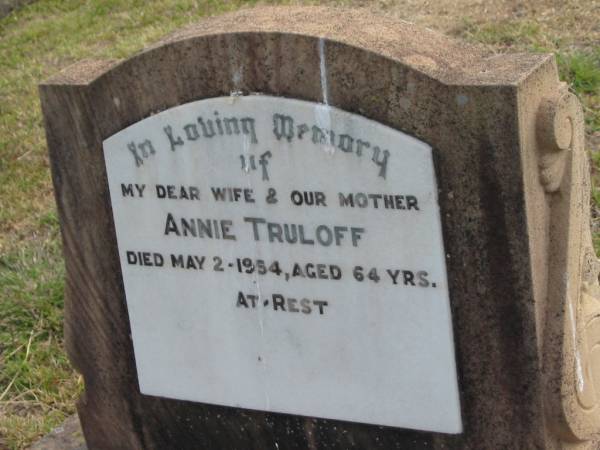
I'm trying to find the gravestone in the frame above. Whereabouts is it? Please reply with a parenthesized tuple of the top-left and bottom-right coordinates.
(39, 6, 600, 449)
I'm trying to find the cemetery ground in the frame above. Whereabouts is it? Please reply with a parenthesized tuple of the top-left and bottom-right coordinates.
(0, 0, 598, 448)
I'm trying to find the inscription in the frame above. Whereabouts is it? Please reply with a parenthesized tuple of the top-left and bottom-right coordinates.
(127, 110, 390, 179)
(103, 95, 461, 434)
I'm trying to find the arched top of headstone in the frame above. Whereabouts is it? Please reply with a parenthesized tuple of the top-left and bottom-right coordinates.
(40, 6, 559, 152)
(44, 6, 552, 88)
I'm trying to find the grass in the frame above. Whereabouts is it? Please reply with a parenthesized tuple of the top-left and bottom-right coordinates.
(558, 51, 600, 96)
(0, 1, 599, 448)
(0, 211, 81, 448)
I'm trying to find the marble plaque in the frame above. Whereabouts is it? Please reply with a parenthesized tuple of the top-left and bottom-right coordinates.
(103, 95, 462, 434)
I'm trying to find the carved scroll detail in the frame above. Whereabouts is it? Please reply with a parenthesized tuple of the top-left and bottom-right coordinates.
(540, 81, 600, 444)
(536, 84, 577, 193)
(577, 247, 600, 412)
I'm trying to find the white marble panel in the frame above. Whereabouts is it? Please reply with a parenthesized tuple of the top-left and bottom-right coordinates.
(103, 95, 462, 434)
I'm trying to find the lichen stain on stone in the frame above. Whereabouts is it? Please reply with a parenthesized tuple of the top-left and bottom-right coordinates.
(318, 37, 329, 105)
(567, 281, 586, 394)
(456, 94, 469, 107)
(315, 37, 334, 155)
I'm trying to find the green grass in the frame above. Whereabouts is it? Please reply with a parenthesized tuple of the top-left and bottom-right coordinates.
(0, 212, 81, 449)
(0, 1, 599, 448)
(558, 51, 600, 96)
(558, 51, 600, 135)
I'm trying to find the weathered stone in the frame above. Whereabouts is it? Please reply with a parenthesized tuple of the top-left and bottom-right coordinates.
(29, 415, 86, 450)
(39, 6, 598, 449)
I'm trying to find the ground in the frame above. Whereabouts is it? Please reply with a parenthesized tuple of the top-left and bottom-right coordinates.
(0, 0, 598, 448)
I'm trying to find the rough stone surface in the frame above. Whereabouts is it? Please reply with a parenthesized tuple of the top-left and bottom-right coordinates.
(28, 415, 86, 450)
(39, 6, 597, 449)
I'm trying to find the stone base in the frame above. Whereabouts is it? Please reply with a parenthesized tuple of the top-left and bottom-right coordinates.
(29, 415, 86, 450)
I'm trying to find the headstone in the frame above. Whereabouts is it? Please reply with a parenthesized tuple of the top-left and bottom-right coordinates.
(40, 6, 599, 449)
